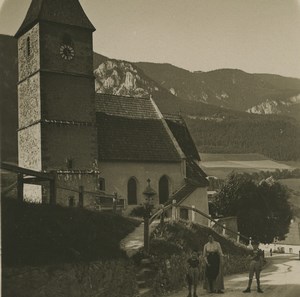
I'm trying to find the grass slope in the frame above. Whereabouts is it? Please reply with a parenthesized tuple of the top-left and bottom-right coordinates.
(2, 198, 140, 267)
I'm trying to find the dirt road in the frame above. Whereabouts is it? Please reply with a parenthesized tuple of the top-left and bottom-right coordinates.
(168, 254, 300, 297)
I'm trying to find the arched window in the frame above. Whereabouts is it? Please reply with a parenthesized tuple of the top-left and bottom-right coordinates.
(26, 36, 31, 56)
(127, 177, 137, 205)
(159, 175, 169, 204)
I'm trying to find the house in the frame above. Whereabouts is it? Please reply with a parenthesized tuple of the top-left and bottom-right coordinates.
(15, 0, 209, 224)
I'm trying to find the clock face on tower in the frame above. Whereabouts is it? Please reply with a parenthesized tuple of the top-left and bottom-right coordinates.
(60, 44, 75, 60)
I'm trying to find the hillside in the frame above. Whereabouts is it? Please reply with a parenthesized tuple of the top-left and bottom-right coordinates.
(2, 197, 140, 266)
(1, 34, 300, 162)
(136, 62, 300, 118)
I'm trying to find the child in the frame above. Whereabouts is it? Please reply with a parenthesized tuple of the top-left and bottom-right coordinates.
(243, 240, 264, 293)
(186, 250, 200, 297)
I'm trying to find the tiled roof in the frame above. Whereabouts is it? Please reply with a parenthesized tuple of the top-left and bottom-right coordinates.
(164, 114, 200, 161)
(96, 93, 183, 162)
(97, 113, 182, 162)
(166, 183, 198, 205)
(95, 93, 160, 119)
(186, 160, 209, 187)
(15, 0, 95, 37)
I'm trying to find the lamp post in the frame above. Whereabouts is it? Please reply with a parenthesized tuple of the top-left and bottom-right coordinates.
(143, 178, 156, 254)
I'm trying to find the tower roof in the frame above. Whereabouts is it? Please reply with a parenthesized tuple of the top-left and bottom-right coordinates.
(15, 0, 95, 37)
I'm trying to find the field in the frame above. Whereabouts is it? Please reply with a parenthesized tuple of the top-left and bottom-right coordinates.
(200, 153, 297, 179)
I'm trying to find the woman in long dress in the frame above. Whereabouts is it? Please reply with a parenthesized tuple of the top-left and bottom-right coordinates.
(203, 235, 224, 293)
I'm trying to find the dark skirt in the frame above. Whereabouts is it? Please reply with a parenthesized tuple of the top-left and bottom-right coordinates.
(206, 252, 220, 281)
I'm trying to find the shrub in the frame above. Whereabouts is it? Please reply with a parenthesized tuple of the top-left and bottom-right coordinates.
(129, 205, 146, 217)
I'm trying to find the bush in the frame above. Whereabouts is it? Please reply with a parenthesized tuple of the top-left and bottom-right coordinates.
(129, 205, 146, 217)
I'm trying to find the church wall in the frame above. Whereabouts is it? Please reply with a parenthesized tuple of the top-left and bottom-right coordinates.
(40, 72, 95, 122)
(41, 124, 97, 171)
(99, 161, 185, 212)
(39, 23, 93, 76)
(180, 187, 209, 226)
(18, 23, 40, 82)
(53, 173, 101, 209)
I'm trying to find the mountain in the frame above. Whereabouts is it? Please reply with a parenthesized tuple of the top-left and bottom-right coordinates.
(1, 34, 299, 163)
(135, 62, 300, 119)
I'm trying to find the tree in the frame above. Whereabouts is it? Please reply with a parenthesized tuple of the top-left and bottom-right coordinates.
(214, 172, 293, 243)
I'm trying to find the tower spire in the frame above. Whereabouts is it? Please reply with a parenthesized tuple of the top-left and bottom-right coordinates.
(15, 0, 95, 38)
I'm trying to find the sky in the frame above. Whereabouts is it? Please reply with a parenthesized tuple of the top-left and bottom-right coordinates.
(0, 0, 300, 78)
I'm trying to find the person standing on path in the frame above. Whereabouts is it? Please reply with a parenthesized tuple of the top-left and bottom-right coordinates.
(243, 240, 264, 293)
(203, 235, 224, 294)
(186, 250, 200, 297)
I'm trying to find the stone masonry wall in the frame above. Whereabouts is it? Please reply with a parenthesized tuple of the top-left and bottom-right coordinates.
(18, 23, 40, 82)
(18, 73, 41, 128)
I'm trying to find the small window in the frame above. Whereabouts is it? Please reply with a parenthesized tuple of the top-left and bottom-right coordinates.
(180, 208, 189, 220)
(99, 178, 105, 191)
(66, 158, 73, 169)
(26, 36, 31, 56)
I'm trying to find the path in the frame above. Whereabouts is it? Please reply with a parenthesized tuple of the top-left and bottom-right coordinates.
(167, 254, 300, 297)
(120, 220, 160, 257)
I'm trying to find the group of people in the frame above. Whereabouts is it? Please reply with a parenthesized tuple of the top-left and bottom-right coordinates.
(186, 235, 264, 297)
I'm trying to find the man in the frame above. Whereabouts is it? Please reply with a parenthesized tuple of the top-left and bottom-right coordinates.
(243, 240, 264, 293)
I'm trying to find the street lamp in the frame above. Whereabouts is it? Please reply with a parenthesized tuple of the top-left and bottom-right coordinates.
(143, 178, 156, 254)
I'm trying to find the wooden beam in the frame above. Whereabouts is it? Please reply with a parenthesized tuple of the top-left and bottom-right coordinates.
(23, 177, 50, 184)
(1, 162, 54, 180)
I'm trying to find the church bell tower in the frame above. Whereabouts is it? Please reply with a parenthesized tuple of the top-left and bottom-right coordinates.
(15, 0, 99, 204)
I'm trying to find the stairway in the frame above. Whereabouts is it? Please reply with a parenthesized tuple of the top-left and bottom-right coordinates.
(136, 257, 156, 297)
(120, 220, 161, 296)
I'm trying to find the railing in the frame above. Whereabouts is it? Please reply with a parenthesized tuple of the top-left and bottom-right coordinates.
(95, 196, 125, 211)
(147, 201, 250, 244)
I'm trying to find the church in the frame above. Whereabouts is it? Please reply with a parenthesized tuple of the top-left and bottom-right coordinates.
(15, 0, 209, 224)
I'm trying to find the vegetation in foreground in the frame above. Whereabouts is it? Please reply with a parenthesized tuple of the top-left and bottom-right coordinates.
(134, 221, 250, 296)
(2, 197, 140, 266)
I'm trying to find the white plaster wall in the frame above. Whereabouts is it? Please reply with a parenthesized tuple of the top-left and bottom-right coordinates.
(180, 187, 209, 226)
(99, 161, 185, 210)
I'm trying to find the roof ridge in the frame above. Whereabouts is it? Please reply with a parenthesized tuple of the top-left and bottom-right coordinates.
(150, 97, 185, 160)
(96, 93, 151, 101)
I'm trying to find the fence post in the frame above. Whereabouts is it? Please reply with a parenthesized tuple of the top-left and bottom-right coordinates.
(191, 205, 195, 222)
(222, 224, 226, 236)
(17, 173, 24, 203)
(237, 232, 240, 243)
(249, 237, 252, 246)
(113, 192, 117, 213)
(78, 186, 84, 208)
(208, 214, 212, 227)
(172, 199, 177, 220)
(160, 204, 165, 226)
(144, 206, 150, 254)
(49, 179, 56, 206)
